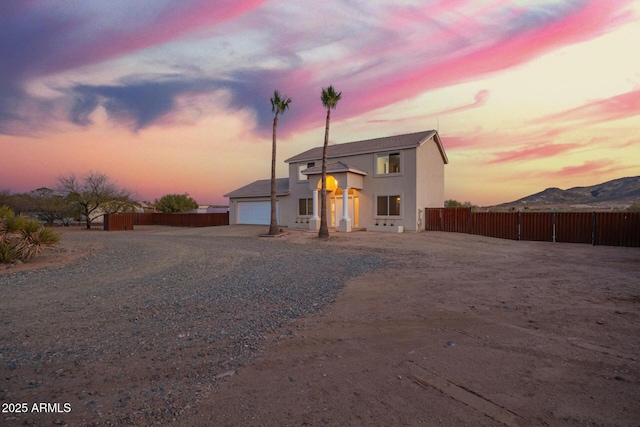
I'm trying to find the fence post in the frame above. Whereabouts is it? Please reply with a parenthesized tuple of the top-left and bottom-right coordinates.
(439, 208, 443, 232)
(552, 211, 556, 243)
(517, 211, 521, 241)
(591, 212, 596, 246)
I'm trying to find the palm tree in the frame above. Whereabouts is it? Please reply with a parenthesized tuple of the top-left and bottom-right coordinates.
(269, 90, 292, 235)
(318, 85, 342, 239)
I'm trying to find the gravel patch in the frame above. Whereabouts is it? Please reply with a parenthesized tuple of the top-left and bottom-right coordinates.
(0, 232, 383, 426)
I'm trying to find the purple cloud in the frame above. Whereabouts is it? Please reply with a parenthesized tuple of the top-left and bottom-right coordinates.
(0, 0, 635, 138)
(0, 0, 268, 133)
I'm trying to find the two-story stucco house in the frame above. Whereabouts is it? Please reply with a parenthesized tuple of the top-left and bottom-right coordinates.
(224, 130, 447, 232)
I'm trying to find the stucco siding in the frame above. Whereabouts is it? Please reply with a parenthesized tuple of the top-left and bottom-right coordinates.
(423, 137, 446, 207)
(284, 162, 313, 228)
(414, 135, 445, 230)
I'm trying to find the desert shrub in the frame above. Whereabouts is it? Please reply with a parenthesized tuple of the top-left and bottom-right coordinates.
(154, 193, 199, 213)
(0, 205, 61, 264)
(444, 199, 477, 209)
(0, 243, 18, 264)
(626, 202, 640, 212)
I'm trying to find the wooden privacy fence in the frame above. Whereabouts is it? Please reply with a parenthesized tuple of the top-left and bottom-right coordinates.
(103, 213, 134, 231)
(103, 212, 229, 231)
(425, 208, 640, 247)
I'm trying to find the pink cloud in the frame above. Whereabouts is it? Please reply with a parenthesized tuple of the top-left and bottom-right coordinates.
(439, 135, 481, 151)
(386, 0, 503, 44)
(441, 126, 571, 153)
(244, 0, 635, 138)
(489, 142, 581, 164)
(616, 138, 640, 149)
(549, 159, 617, 178)
(336, 0, 634, 124)
(431, 90, 490, 117)
(40, 0, 269, 77)
(535, 88, 640, 125)
(366, 90, 490, 125)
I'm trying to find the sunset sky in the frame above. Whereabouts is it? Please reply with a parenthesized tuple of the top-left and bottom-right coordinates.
(1, 0, 639, 207)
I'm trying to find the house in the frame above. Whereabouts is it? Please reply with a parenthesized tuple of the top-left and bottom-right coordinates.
(188, 205, 230, 214)
(135, 201, 157, 213)
(224, 130, 448, 232)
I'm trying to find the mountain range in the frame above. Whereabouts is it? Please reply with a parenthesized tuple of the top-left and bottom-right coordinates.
(492, 176, 640, 210)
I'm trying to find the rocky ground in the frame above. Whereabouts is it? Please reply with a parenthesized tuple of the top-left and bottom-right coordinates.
(1, 225, 639, 426)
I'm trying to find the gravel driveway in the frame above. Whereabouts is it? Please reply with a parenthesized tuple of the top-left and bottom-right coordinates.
(1, 227, 382, 426)
(3, 226, 639, 426)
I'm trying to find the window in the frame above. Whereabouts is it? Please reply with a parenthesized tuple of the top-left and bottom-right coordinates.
(298, 198, 313, 216)
(377, 195, 401, 216)
(298, 162, 315, 180)
(376, 152, 400, 175)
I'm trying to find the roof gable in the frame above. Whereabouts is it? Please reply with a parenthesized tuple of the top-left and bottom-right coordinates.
(223, 177, 289, 198)
(285, 130, 448, 164)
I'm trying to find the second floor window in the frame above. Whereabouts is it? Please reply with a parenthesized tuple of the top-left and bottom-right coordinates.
(376, 152, 400, 174)
(298, 162, 315, 180)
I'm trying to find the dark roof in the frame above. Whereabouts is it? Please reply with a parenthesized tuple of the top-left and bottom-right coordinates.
(285, 130, 448, 164)
(301, 161, 368, 176)
(223, 178, 289, 198)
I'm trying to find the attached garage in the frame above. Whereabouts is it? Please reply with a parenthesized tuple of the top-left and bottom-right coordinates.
(237, 201, 279, 225)
(224, 178, 289, 226)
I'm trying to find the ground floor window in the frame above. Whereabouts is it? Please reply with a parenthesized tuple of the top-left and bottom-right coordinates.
(377, 195, 401, 216)
(298, 198, 313, 216)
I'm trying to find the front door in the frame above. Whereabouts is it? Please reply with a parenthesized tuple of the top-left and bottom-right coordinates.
(330, 197, 359, 228)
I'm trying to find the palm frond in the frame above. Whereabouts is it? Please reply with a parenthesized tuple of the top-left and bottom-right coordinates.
(321, 85, 342, 109)
(271, 90, 292, 115)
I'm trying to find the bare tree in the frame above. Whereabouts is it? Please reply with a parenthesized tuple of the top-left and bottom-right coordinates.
(0, 189, 11, 206)
(31, 187, 68, 226)
(58, 171, 136, 229)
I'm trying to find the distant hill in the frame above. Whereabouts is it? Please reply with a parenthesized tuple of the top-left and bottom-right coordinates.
(492, 176, 640, 211)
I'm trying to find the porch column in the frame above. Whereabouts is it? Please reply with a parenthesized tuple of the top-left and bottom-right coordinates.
(341, 187, 350, 221)
(312, 189, 319, 220)
(309, 189, 320, 231)
(339, 186, 352, 232)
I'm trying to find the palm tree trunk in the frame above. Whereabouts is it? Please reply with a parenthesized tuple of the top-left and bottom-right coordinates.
(319, 108, 331, 238)
(269, 115, 279, 235)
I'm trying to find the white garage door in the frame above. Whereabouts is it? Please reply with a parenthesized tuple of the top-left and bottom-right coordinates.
(237, 201, 279, 225)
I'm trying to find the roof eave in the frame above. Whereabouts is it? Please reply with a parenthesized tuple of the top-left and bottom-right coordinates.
(302, 169, 367, 176)
(286, 143, 426, 164)
(433, 132, 449, 164)
(224, 190, 290, 199)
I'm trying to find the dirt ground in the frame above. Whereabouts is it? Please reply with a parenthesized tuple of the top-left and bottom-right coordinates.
(2, 226, 639, 426)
